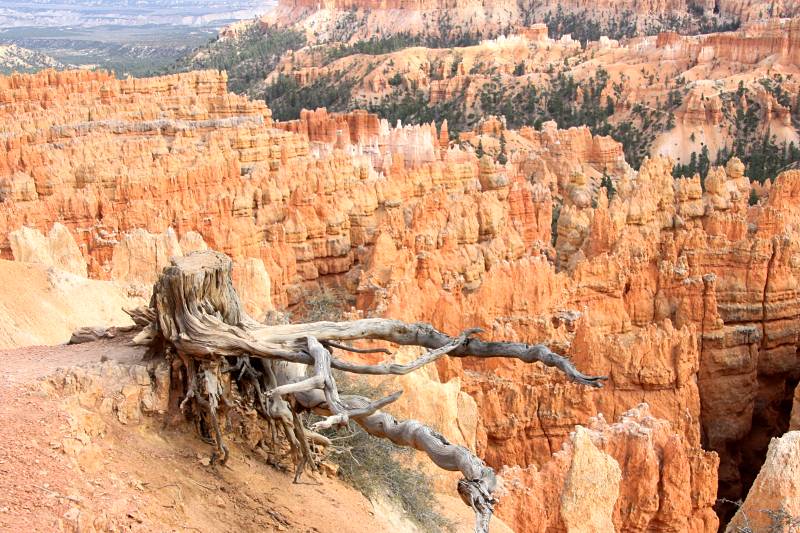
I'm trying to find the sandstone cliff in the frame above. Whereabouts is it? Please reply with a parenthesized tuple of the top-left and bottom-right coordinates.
(264, 0, 787, 43)
(497, 405, 718, 533)
(3, 69, 800, 531)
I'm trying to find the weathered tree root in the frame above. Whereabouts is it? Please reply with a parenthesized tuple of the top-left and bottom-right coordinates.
(118, 251, 606, 532)
(321, 340, 392, 355)
(180, 360, 230, 464)
(291, 408, 318, 483)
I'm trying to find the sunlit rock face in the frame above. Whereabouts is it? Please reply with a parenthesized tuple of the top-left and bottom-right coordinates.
(0, 70, 618, 310)
(2, 69, 799, 532)
(725, 431, 800, 533)
(497, 405, 719, 533)
(269, 0, 800, 44)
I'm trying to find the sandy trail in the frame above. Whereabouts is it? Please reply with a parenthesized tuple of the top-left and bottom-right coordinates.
(0, 339, 390, 532)
(0, 337, 484, 532)
(0, 341, 98, 531)
(0, 336, 142, 385)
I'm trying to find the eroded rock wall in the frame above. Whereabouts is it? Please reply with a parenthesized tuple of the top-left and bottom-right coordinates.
(0, 71, 617, 313)
(497, 405, 719, 533)
(266, 0, 793, 43)
(3, 69, 800, 531)
(262, 18, 800, 167)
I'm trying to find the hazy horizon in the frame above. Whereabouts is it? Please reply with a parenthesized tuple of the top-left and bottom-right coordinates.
(0, 0, 277, 75)
(0, 1, 274, 29)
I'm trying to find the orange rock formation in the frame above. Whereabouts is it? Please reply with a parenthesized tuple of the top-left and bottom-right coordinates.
(498, 405, 719, 532)
(268, 0, 800, 41)
(656, 18, 800, 65)
(2, 69, 799, 531)
(260, 18, 800, 166)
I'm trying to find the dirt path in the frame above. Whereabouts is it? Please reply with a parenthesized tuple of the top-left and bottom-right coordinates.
(0, 339, 126, 531)
(0, 336, 142, 385)
(0, 338, 490, 533)
(0, 378, 75, 531)
(0, 339, 419, 533)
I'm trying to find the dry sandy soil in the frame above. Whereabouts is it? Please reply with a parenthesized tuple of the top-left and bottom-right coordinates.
(0, 259, 143, 349)
(0, 334, 490, 532)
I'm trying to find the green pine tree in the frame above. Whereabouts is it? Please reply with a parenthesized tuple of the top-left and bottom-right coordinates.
(699, 145, 710, 180)
(498, 132, 508, 165)
(601, 174, 616, 199)
(688, 151, 698, 177)
(605, 97, 615, 116)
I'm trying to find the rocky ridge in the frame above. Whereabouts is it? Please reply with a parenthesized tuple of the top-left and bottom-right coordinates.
(265, 0, 796, 42)
(0, 44, 66, 74)
(261, 18, 800, 167)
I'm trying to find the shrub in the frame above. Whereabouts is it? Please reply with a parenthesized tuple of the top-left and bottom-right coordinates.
(315, 374, 452, 532)
(295, 287, 349, 323)
(723, 499, 800, 533)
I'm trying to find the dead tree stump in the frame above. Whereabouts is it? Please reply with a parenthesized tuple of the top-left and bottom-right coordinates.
(122, 251, 606, 532)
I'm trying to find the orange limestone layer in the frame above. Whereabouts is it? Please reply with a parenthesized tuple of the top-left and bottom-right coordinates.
(0, 71, 617, 313)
